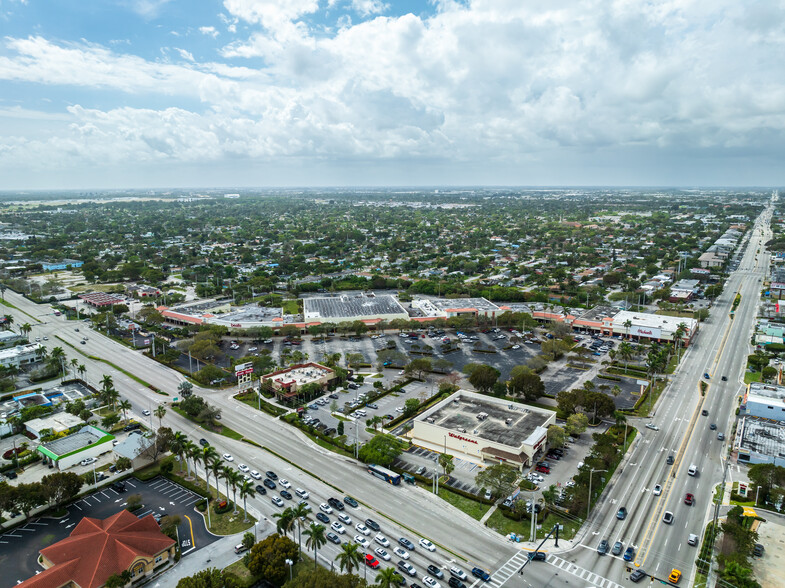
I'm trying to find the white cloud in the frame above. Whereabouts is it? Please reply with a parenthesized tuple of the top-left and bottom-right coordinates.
(125, 0, 173, 19)
(198, 26, 219, 38)
(222, 0, 319, 29)
(351, 0, 388, 17)
(176, 48, 194, 61)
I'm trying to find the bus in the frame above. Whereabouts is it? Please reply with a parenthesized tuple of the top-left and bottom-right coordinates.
(367, 464, 401, 485)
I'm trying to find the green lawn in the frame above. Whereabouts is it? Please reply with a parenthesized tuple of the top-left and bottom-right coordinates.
(204, 505, 255, 536)
(744, 371, 762, 384)
(282, 299, 299, 314)
(437, 487, 490, 521)
(486, 509, 579, 541)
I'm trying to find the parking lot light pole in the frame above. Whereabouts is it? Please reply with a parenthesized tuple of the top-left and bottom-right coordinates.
(285, 559, 293, 582)
(587, 469, 607, 521)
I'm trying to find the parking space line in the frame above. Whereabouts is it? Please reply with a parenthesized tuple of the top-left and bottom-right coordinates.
(125, 480, 137, 487)
(18, 527, 36, 533)
(30, 521, 48, 526)
(3, 533, 22, 538)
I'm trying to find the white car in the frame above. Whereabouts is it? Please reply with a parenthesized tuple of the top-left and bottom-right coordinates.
(423, 577, 441, 588)
(393, 546, 409, 560)
(375, 547, 391, 561)
(142, 409, 151, 416)
(653, 484, 663, 496)
(319, 503, 333, 514)
(374, 533, 390, 547)
(419, 538, 436, 552)
(271, 496, 284, 507)
(280, 479, 291, 489)
(295, 488, 309, 499)
(355, 523, 370, 536)
(330, 521, 346, 534)
(238, 464, 250, 473)
(354, 535, 370, 548)
(222, 453, 234, 462)
(80, 457, 97, 466)
(250, 470, 262, 480)
(395, 407, 405, 413)
(338, 513, 352, 525)
(511, 345, 521, 350)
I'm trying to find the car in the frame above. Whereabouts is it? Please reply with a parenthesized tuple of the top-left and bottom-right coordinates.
(397, 560, 416, 577)
(111, 481, 126, 492)
(354, 535, 370, 548)
(365, 518, 381, 532)
(471, 567, 491, 581)
(688, 534, 699, 546)
(718, 432, 725, 440)
(535, 465, 550, 474)
(419, 538, 436, 552)
(279, 479, 291, 488)
(616, 507, 627, 520)
(367, 402, 378, 409)
(326, 532, 341, 544)
(399, 537, 416, 550)
(331, 521, 346, 534)
(280, 490, 292, 500)
(255, 484, 267, 495)
(597, 540, 609, 555)
(753, 543, 765, 556)
(142, 409, 150, 416)
(316, 512, 330, 524)
(344, 496, 359, 508)
(266, 471, 278, 480)
(320, 503, 333, 514)
(653, 484, 662, 495)
(611, 541, 623, 556)
(356, 523, 370, 536)
(703, 373, 710, 379)
(250, 470, 262, 480)
(80, 457, 97, 466)
(222, 453, 234, 461)
(374, 547, 391, 561)
(668, 569, 681, 583)
(263, 478, 276, 490)
(623, 546, 635, 561)
(237, 464, 249, 473)
(721, 375, 728, 381)
(80, 340, 86, 344)
(666, 455, 674, 465)
(365, 554, 381, 569)
(328, 497, 345, 510)
(710, 423, 717, 430)
(528, 551, 546, 561)
(271, 496, 284, 507)
(645, 423, 659, 431)
(701, 409, 709, 416)
(684, 493, 695, 506)
(663, 511, 674, 524)
(393, 546, 410, 560)
(337, 512, 352, 524)
(629, 569, 647, 583)
(422, 577, 441, 588)
(375, 533, 390, 547)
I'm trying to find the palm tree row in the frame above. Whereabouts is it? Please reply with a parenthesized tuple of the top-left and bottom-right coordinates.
(187, 444, 255, 523)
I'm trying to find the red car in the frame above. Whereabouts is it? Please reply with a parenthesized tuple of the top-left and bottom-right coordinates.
(365, 554, 380, 569)
(536, 465, 550, 474)
(684, 493, 694, 506)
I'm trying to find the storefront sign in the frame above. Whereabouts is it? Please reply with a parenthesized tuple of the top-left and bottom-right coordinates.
(448, 432, 478, 444)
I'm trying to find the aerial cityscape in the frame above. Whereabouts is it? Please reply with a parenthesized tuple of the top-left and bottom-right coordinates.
(1, 2, 784, 588)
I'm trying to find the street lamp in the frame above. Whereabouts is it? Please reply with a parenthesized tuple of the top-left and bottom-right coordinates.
(587, 469, 607, 521)
(285, 559, 293, 582)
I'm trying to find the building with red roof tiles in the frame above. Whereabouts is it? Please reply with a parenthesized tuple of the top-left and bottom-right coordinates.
(20, 509, 175, 588)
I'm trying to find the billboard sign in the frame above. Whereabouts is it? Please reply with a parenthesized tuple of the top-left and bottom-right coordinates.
(632, 325, 661, 339)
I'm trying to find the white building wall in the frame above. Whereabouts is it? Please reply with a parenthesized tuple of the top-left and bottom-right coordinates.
(57, 441, 113, 470)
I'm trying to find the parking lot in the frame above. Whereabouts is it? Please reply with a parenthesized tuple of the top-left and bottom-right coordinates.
(0, 476, 216, 587)
(394, 446, 485, 495)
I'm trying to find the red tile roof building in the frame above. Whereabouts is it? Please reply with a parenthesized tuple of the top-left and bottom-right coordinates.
(20, 510, 175, 588)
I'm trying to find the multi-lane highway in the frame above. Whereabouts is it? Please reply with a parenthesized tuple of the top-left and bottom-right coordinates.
(1, 202, 772, 587)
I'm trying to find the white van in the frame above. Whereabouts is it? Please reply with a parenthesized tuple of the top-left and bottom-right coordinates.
(450, 566, 468, 581)
(688, 464, 698, 476)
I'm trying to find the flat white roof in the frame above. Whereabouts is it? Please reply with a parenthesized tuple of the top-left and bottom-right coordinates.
(611, 310, 697, 333)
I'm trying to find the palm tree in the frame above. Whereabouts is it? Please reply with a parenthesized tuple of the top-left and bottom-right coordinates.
(154, 404, 166, 429)
(375, 567, 404, 588)
(20, 322, 31, 338)
(221, 464, 234, 506)
(209, 458, 224, 500)
(69, 357, 79, 376)
(227, 469, 242, 514)
(169, 432, 187, 474)
(106, 388, 120, 411)
(100, 374, 114, 393)
(303, 522, 326, 570)
(289, 501, 310, 553)
(50, 346, 66, 377)
(77, 363, 87, 381)
(182, 439, 198, 480)
(200, 446, 219, 494)
(335, 542, 363, 574)
(623, 318, 632, 339)
(274, 507, 295, 538)
(117, 399, 132, 424)
(618, 341, 633, 374)
(2, 314, 13, 330)
(239, 479, 254, 522)
(673, 322, 687, 360)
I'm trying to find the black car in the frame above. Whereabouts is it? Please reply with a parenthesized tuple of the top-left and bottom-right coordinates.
(328, 497, 345, 511)
(199, 438, 209, 446)
(326, 532, 341, 545)
(528, 551, 546, 561)
(316, 512, 330, 524)
(329, 393, 339, 399)
(344, 496, 359, 508)
(398, 537, 415, 550)
(597, 539, 609, 555)
(255, 484, 267, 495)
(111, 481, 126, 493)
(366, 519, 381, 532)
(427, 565, 444, 578)
(753, 543, 765, 556)
(721, 376, 728, 381)
(266, 471, 278, 480)
(701, 409, 709, 416)
(280, 490, 292, 500)
(264, 478, 276, 490)
(630, 569, 647, 583)
(666, 455, 674, 465)
(448, 578, 466, 588)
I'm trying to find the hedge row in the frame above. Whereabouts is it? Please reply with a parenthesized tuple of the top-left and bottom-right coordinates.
(597, 373, 621, 382)
(0, 452, 41, 473)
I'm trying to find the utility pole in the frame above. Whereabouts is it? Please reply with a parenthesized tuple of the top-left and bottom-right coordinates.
(587, 469, 607, 521)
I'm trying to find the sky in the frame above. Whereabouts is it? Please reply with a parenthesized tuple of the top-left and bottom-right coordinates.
(1, 0, 784, 189)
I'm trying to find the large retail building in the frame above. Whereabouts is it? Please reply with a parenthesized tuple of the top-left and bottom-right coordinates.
(410, 390, 556, 471)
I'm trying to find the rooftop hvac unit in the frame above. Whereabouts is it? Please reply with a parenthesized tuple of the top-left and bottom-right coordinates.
(473, 429, 478, 434)
(426, 417, 435, 424)
(457, 427, 466, 433)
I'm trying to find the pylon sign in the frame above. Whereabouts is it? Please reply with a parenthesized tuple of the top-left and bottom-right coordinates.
(235, 362, 254, 390)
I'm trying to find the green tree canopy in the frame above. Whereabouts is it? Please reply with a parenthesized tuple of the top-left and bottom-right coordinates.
(357, 434, 402, 467)
(475, 463, 518, 499)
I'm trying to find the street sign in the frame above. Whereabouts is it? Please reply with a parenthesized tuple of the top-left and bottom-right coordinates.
(636, 380, 648, 386)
